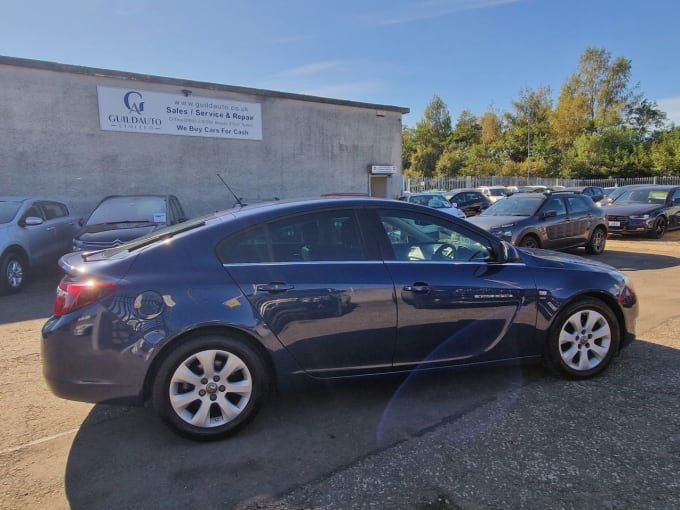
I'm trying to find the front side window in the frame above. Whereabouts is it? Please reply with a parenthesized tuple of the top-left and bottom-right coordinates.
(378, 209, 493, 262)
(543, 198, 567, 216)
(566, 196, 590, 214)
(40, 201, 69, 220)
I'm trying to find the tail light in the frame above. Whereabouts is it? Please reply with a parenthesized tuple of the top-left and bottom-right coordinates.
(53, 278, 119, 316)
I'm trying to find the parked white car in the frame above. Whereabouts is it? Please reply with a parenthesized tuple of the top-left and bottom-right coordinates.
(0, 196, 80, 294)
(478, 186, 510, 203)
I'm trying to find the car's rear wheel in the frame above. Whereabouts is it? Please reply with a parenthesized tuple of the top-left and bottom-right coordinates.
(518, 235, 540, 249)
(0, 252, 25, 295)
(649, 217, 666, 239)
(152, 334, 269, 440)
(546, 298, 620, 379)
(585, 226, 607, 254)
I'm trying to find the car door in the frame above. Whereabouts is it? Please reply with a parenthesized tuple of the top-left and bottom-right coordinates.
(20, 201, 56, 265)
(535, 196, 571, 250)
(221, 207, 397, 377)
(564, 196, 596, 246)
(38, 200, 77, 257)
(668, 188, 680, 229)
(372, 207, 538, 369)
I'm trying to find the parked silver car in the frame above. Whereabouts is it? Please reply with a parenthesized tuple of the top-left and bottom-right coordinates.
(0, 196, 80, 294)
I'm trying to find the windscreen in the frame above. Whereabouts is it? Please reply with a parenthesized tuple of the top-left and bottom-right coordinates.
(616, 188, 668, 204)
(87, 196, 167, 225)
(0, 201, 22, 224)
(481, 196, 543, 216)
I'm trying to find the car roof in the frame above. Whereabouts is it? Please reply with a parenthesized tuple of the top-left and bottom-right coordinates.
(446, 188, 480, 193)
(620, 185, 677, 191)
(0, 196, 68, 203)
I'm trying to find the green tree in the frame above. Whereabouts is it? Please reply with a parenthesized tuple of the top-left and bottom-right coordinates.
(650, 127, 680, 174)
(559, 47, 634, 133)
(625, 98, 668, 140)
(408, 95, 453, 176)
(504, 86, 554, 169)
(449, 110, 481, 149)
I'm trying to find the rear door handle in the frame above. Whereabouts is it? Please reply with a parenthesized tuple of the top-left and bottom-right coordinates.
(403, 283, 430, 294)
(257, 282, 294, 293)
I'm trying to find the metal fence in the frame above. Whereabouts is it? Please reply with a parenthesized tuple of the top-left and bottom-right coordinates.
(404, 175, 680, 193)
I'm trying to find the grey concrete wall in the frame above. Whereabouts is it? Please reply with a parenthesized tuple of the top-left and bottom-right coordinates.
(0, 58, 407, 218)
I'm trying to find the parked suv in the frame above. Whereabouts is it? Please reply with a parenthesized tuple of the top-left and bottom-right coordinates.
(467, 191, 608, 254)
(443, 189, 492, 216)
(73, 195, 187, 251)
(1, 196, 80, 293)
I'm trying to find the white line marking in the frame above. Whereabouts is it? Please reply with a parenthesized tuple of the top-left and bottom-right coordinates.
(0, 428, 79, 455)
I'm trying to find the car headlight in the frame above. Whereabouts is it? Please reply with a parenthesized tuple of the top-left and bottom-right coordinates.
(490, 225, 514, 239)
(629, 214, 650, 220)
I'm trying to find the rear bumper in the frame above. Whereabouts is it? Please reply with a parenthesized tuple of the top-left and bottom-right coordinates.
(41, 313, 148, 405)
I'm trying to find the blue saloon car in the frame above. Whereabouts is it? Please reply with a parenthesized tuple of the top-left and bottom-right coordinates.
(42, 197, 638, 440)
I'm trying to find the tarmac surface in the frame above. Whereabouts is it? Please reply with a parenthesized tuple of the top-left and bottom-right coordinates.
(1, 231, 679, 510)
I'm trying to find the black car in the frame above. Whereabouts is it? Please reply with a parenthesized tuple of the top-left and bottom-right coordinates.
(604, 185, 680, 238)
(468, 191, 608, 253)
(443, 188, 492, 216)
(73, 194, 187, 251)
(562, 186, 607, 204)
(42, 197, 637, 440)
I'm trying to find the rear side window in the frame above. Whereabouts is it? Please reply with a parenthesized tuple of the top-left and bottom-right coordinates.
(218, 209, 367, 264)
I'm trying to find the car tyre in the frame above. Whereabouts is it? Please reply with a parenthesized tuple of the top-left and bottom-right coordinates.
(152, 333, 269, 440)
(585, 226, 607, 255)
(649, 217, 666, 239)
(518, 235, 540, 249)
(546, 298, 620, 379)
(0, 252, 25, 295)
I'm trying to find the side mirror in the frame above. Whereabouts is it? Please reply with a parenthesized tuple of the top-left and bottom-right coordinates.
(22, 216, 44, 227)
(542, 210, 558, 219)
(495, 241, 521, 264)
(450, 202, 458, 208)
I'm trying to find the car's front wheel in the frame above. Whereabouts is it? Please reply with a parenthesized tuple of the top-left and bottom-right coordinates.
(152, 334, 269, 440)
(0, 252, 25, 295)
(546, 298, 620, 379)
(585, 226, 607, 254)
(518, 235, 540, 249)
(649, 217, 666, 239)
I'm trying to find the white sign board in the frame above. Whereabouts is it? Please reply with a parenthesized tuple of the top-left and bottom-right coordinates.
(97, 86, 262, 140)
(370, 165, 396, 175)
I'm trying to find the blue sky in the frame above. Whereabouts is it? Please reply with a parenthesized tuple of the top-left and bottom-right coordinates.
(3, 0, 679, 127)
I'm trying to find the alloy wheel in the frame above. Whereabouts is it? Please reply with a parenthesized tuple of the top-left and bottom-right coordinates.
(168, 349, 253, 428)
(558, 309, 612, 372)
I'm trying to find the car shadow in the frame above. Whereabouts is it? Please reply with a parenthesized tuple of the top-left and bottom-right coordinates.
(62, 335, 680, 509)
(63, 363, 543, 509)
(570, 246, 680, 271)
(0, 268, 61, 325)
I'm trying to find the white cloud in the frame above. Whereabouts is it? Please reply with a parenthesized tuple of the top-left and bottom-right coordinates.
(301, 80, 384, 100)
(657, 97, 680, 126)
(359, 0, 522, 27)
(272, 61, 341, 79)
